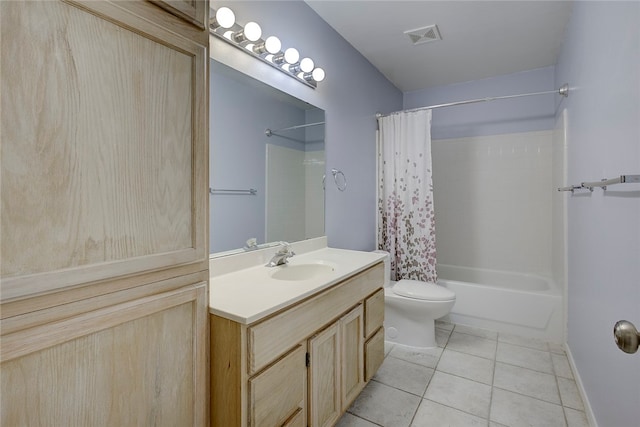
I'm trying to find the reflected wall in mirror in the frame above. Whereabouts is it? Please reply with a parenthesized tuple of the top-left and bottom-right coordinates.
(210, 60, 325, 255)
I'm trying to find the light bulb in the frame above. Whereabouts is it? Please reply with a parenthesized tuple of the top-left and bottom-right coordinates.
(253, 36, 281, 55)
(284, 48, 299, 64)
(312, 67, 325, 82)
(264, 36, 281, 54)
(243, 22, 262, 42)
(300, 58, 314, 73)
(215, 7, 235, 29)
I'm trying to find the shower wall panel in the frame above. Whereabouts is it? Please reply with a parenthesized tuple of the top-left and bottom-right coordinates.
(432, 130, 554, 277)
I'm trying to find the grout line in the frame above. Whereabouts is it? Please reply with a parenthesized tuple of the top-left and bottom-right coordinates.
(492, 384, 564, 407)
(487, 337, 498, 425)
(420, 397, 491, 424)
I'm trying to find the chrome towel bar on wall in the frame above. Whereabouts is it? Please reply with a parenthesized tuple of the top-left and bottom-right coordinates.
(557, 174, 640, 192)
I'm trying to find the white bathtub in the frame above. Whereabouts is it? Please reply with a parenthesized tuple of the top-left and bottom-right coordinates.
(437, 264, 563, 343)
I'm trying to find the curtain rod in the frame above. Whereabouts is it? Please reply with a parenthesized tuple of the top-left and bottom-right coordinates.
(265, 121, 325, 137)
(376, 84, 569, 119)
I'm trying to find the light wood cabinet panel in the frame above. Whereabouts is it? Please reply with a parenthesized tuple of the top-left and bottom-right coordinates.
(365, 288, 385, 337)
(1, 0, 208, 302)
(151, 0, 208, 28)
(248, 263, 383, 374)
(341, 304, 365, 409)
(249, 345, 306, 427)
(365, 327, 385, 382)
(282, 408, 305, 427)
(308, 323, 341, 427)
(1, 283, 208, 426)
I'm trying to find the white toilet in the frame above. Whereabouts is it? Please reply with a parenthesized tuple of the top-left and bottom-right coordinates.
(377, 251, 456, 348)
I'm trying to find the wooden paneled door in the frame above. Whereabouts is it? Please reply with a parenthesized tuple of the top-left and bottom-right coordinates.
(1, 1, 209, 425)
(340, 305, 366, 410)
(308, 322, 341, 427)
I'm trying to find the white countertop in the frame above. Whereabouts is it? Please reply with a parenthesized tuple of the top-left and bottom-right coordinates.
(209, 247, 386, 324)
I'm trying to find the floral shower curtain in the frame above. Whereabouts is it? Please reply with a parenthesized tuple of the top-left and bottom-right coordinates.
(377, 109, 437, 282)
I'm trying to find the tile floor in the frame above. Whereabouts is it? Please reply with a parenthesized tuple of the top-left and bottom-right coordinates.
(336, 321, 590, 427)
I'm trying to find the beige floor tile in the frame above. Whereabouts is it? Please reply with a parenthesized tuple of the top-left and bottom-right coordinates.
(373, 356, 434, 396)
(493, 362, 560, 404)
(548, 342, 566, 354)
(335, 413, 380, 427)
(446, 332, 497, 360)
(564, 407, 590, 427)
(496, 342, 553, 374)
(435, 320, 455, 332)
(454, 324, 498, 340)
(424, 371, 492, 419)
(389, 344, 443, 369)
(411, 399, 487, 427)
(348, 381, 421, 427)
(490, 388, 566, 427)
(551, 353, 574, 379)
(436, 349, 494, 385)
(498, 332, 549, 351)
(557, 377, 584, 411)
(436, 327, 452, 348)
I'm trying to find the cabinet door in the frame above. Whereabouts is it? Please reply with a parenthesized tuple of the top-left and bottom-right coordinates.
(151, 0, 208, 28)
(1, 0, 208, 304)
(308, 322, 341, 427)
(1, 282, 208, 426)
(341, 304, 365, 409)
(249, 345, 306, 427)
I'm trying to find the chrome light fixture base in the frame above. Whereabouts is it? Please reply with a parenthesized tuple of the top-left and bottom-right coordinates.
(209, 7, 325, 89)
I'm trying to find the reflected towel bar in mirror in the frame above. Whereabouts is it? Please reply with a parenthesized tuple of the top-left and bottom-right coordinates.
(209, 188, 257, 195)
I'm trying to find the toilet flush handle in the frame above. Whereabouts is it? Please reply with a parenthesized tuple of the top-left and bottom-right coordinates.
(613, 320, 640, 354)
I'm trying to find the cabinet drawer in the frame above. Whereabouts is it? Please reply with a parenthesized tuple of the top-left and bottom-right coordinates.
(248, 263, 383, 374)
(364, 288, 384, 338)
(364, 327, 385, 382)
(249, 345, 306, 427)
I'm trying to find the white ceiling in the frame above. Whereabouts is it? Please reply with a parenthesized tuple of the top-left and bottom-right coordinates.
(305, 1, 573, 92)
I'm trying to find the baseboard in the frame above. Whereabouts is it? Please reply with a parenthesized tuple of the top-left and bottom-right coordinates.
(564, 343, 598, 427)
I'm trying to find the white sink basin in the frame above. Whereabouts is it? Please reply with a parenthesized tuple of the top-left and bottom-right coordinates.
(270, 263, 335, 281)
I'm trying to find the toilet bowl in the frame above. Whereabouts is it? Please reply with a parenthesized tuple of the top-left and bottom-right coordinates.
(385, 280, 456, 348)
(375, 251, 456, 348)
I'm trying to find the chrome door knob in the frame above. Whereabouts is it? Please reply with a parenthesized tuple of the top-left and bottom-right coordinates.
(613, 320, 640, 354)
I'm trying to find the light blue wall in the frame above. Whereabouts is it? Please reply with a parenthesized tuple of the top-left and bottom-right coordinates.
(555, 2, 640, 426)
(403, 66, 557, 140)
(210, 1, 402, 251)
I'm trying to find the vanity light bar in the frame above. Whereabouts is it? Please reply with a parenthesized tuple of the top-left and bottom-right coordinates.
(209, 7, 325, 89)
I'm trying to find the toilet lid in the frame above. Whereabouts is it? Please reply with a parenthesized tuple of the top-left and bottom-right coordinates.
(393, 280, 455, 301)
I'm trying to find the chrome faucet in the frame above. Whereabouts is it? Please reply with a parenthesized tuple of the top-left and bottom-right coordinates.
(266, 242, 295, 267)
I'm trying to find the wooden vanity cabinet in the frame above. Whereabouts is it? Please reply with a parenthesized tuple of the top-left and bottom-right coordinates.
(210, 262, 385, 427)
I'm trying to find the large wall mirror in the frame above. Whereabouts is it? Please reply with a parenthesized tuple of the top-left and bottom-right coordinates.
(210, 59, 325, 255)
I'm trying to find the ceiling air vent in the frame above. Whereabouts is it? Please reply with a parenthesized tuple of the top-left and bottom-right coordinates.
(404, 24, 442, 45)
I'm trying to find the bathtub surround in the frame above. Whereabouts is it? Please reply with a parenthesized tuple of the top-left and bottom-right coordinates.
(432, 130, 555, 278)
(377, 110, 437, 282)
